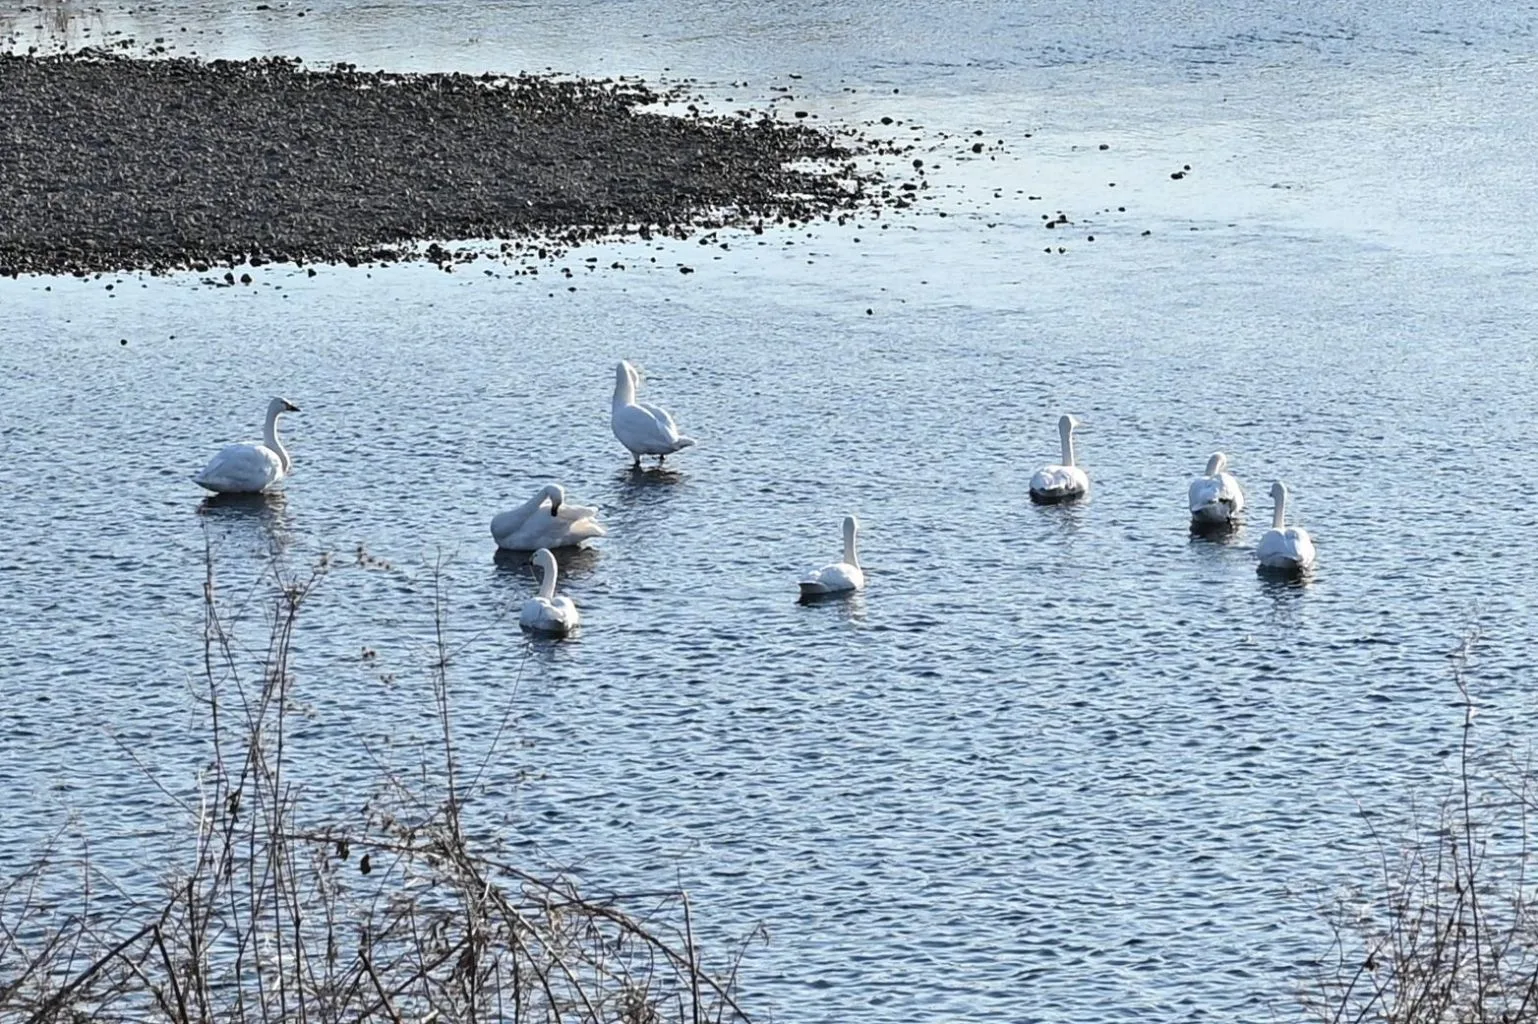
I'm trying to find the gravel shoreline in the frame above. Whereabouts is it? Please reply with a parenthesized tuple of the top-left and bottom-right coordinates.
(0, 52, 882, 276)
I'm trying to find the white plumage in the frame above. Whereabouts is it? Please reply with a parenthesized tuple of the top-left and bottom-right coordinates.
(799, 515, 865, 600)
(1256, 480, 1316, 573)
(491, 484, 606, 551)
(1029, 414, 1089, 503)
(192, 397, 300, 494)
(520, 548, 581, 634)
(611, 360, 696, 466)
(1188, 452, 1245, 528)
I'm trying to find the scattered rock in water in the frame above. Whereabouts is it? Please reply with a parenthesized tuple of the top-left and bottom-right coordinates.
(0, 52, 897, 275)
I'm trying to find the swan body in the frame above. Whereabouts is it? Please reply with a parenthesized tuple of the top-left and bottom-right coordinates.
(611, 360, 695, 466)
(1256, 481, 1316, 573)
(491, 484, 606, 551)
(520, 548, 581, 634)
(799, 515, 865, 599)
(1188, 452, 1245, 527)
(192, 397, 300, 494)
(1029, 414, 1089, 503)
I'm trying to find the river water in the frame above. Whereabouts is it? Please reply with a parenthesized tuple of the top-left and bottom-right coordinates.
(3, 1, 1538, 1020)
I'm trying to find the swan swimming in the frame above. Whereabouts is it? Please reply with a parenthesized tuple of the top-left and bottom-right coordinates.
(491, 484, 606, 551)
(1188, 452, 1245, 528)
(799, 515, 865, 600)
(1029, 414, 1090, 503)
(611, 360, 695, 467)
(192, 397, 300, 494)
(520, 548, 581, 634)
(1256, 481, 1316, 574)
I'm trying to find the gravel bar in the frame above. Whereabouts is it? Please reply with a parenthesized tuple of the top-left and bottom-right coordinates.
(0, 52, 880, 275)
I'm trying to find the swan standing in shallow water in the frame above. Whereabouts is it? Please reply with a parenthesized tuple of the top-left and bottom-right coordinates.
(611, 360, 695, 467)
(1029, 414, 1090, 503)
(491, 484, 606, 551)
(799, 515, 865, 600)
(520, 548, 581, 634)
(192, 397, 300, 494)
(1188, 452, 1245, 528)
(1256, 481, 1316, 573)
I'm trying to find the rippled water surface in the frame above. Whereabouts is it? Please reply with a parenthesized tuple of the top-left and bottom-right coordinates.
(4, 1, 1538, 1020)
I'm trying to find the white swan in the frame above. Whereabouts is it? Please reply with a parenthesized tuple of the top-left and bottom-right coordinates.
(192, 397, 300, 494)
(611, 360, 695, 466)
(520, 548, 581, 634)
(491, 484, 606, 551)
(799, 515, 865, 599)
(1029, 414, 1089, 503)
(1188, 452, 1245, 528)
(1256, 481, 1316, 573)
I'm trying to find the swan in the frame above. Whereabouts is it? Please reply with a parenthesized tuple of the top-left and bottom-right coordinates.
(491, 484, 606, 551)
(520, 548, 581, 634)
(612, 360, 695, 466)
(799, 515, 865, 600)
(192, 397, 301, 494)
(1188, 452, 1245, 528)
(1256, 481, 1316, 573)
(1029, 414, 1089, 503)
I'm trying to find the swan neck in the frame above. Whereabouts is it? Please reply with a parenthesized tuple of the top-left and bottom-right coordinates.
(614, 367, 636, 406)
(537, 555, 558, 601)
(1059, 422, 1076, 468)
(1272, 490, 1287, 530)
(843, 522, 859, 567)
(263, 407, 291, 472)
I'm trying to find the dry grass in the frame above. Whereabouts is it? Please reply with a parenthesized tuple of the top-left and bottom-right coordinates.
(1309, 632, 1538, 1023)
(0, 544, 756, 1024)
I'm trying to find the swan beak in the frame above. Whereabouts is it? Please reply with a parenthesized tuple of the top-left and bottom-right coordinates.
(284, 401, 301, 412)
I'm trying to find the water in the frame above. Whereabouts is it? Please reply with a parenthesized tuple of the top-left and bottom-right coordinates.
(3, 1, 1538, 1020)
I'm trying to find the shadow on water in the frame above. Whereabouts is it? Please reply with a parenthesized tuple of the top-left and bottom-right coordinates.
(616, 465, 685, 495)
(196, 491, 293, 553)
(1032, 496, 1090, 537)
(797, 587, 868, 623)
(1189, 518, 1245, 544)
(492, 544, 603, 586)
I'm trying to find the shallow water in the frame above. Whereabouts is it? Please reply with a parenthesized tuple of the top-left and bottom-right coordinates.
(4, 1, 1538, 1020)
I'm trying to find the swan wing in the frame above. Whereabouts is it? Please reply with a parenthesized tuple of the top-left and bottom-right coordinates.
(799, 561, 863, 595)
(1189, 472, 1244, 516)
(613, 402, 695, 455)
(495, 503, 607, 550)
(1257, 526, 1316, 569)
(1030, 464, 1088, 496)
(193, 442, 283, 493)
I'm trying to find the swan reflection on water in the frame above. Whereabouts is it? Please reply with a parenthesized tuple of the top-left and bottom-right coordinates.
(196, 490, 294, 554)
(617, 464, 684, 493)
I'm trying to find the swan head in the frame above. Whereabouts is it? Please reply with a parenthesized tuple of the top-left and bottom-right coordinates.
(1205, 452, 1227, 475)
(543, 483, 565, 517)
(843, 514, 859, 541)
(1270, 480, 1289, 503)
(532, 547, 558, 578)
(267, 396, 300, 416)
(1058, 413, 1080, 435)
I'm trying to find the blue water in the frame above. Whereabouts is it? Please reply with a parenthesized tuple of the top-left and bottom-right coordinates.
(3, 1, 1537, 1020)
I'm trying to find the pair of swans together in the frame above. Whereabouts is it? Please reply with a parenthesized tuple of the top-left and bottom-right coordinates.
(1188, 453, 1316, 573)
(1032, 414, 1316, 573)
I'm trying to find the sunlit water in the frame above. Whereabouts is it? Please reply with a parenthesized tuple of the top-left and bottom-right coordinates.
(3, 1, 1538, 1020)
